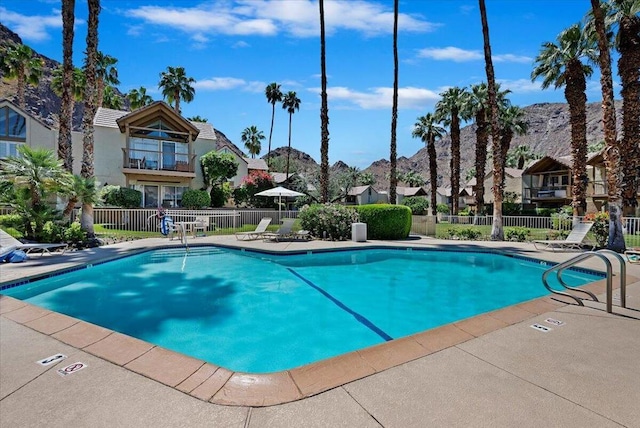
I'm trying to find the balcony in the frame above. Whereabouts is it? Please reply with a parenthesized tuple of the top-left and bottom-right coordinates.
(588, 180, 640, 198)
(122, 148, 196, 178)
(524, 186, 572, 201)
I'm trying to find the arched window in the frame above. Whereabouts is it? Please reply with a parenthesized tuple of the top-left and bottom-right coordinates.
(0, 106, 26, 158)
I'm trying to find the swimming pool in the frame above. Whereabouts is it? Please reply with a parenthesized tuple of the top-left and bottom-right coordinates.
(2, 247, 602, 373)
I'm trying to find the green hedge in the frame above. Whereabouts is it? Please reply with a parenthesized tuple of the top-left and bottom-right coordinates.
(355, 204, 411, 240)
(299, 203, 359, 240)
(401, 196, 429, 215)
(182, 189, 211, 209)
(101, 186, 142, 208)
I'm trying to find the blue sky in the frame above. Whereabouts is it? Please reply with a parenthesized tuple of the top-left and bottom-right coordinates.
(1, 0, 614, 168)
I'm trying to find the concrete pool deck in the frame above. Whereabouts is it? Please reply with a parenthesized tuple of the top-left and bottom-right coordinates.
(1, 236, 639, 427)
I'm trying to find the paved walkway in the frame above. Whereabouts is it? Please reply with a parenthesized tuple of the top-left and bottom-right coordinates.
(1, 237, 639, 427)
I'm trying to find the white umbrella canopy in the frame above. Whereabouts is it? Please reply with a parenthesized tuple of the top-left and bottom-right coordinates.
(255, 186, 305, 218)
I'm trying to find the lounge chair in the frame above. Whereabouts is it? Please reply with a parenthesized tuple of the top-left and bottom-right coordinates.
(0, 228, 68, 256)
(533, 222, 596, 251)
(263, 218, 296, 242)
(625, 248, 640, 264)
(235, 217, 272, 241)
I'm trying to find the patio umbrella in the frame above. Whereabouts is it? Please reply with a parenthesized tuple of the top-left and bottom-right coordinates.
(255, 186, 305, 218)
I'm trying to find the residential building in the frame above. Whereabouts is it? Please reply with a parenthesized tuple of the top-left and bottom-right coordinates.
(521, 155, 575, 208)
(587, 151, 640, 216)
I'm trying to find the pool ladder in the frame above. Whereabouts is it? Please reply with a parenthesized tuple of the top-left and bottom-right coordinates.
(542, 249, 626, 313)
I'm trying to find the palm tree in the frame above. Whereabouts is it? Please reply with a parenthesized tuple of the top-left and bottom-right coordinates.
(507, 145, 539, 169)
(60, 175, 99, 230)
(158, 66, 195, 114)
(51, 65, 85, 100)
(95, 52, 119, 108)
(319, 0, 331, 203)
(359, 172, 376, 186)
(388, 0, 400, 205)
(412, 113, 445, 216)
(590, 0, 626, 251)
(498, 106, 528, 186)
(479, 0, 504, 240)
(435, 86, 468, 215)
(241, 125, 265, 158)
(187, 115, 207, 123)
(0, 43, 44, 108)
(282, 91, 301, 180)
(531, 23, 597, 219)
(0, 145, 67, 238)
(462, 82, 510, 215)
(102, 85, 122, 110)
(607, 0, 640, 216)
(127, 86, 153, 110)
(80, 0, 101, 238)
(58, 0, 75, 172)
(402, 171, 426, 187)
(265, 82, 283, 170)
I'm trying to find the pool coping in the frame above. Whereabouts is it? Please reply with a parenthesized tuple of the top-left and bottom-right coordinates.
(0, 241, 632, 407)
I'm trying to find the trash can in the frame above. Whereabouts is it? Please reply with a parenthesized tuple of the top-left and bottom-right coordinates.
(352, 222, 367, 242)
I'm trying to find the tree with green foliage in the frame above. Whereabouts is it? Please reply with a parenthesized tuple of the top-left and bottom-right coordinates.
(402, 171, 426, 187)
(358, 172, 376, 186)
(187, 115, 207, 122)
(127, 86, 154, 110)
(412, 113, 445, 216)
(282, 91, 301, 180)
(94, 51, 119, 108)
(200, 151, 238, 206)
(0, 146, 68, 239)
(531, 23, 597, 218)
(0, 43, 43, 108)
(265, 82, 283, 169)
(51, 65, 85, 100)
(102, 85, 122, 110)
(241, 125, 265, 158)
(159, 66, 195, 114)
(506, 144, 539, 169)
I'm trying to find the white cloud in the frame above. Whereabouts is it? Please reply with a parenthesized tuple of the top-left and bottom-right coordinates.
(124, 0, 438, 46)
(0, 7, 70, 42)
(418, 46, 533, 64)
(417, 47, 483, 62)
(309, 86, 440, 110)
(232, 40, 250, 48)
(195, 76, 265, 93)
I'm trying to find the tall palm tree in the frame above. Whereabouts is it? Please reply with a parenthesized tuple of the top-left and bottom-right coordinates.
(608, 0, 640, 216)
(265, 82, 283, 170)
(127, 86, 153, 110)
(389, 0, 400, 205)
(507, 144, 539, 169)
(282, 91, 301, 180)
(402, 171, 426, 187)
(462, 82, 511, 215)
(319, 0, 330, 203)
(479, 0, 504, 240)
(58, 0, 75, 172)
(531, 23, 597, 219)
(95, 51, 119, 108)
(498, 106, 528, 185)
(241, 125, 265, 158)
(80, 0, 101, 238)
(412, 113, 445, 216)
(0, 44, 44, 108)
(590, 0, 626, 251)
(435, 86, 468, 215)
(158, 66, 195, 114)
(187, 115, 207, 123)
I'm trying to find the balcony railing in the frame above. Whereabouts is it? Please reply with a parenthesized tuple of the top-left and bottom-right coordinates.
(524, 186, 572, 200)
(588, 180, 640, 197)
(122, 148, 196, 174)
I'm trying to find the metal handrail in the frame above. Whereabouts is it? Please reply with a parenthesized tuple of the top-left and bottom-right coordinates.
(542, 250, 627, 313)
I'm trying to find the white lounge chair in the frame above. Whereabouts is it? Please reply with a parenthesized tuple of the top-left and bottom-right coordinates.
(0, 228, 68, 256)
(533, 222, 596, 251)
(263, 218, 296, 242)
(235, 217, 272, 241)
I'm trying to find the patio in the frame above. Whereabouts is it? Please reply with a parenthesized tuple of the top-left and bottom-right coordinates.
(1, 236, 639, 427)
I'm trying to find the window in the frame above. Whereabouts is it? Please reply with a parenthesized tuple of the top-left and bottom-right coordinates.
(132, 184, 189, 207)
(0, 106, 27, 139)
(0, 141, 22, 158)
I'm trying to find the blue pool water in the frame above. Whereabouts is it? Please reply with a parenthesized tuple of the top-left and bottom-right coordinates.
(2, 247, 602, 373)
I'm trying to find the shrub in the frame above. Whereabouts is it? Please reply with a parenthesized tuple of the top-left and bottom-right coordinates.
(436, 203, 450, 214)
(535, 207, 555, 217)
(41, 221, 65, 243)
(181, 189, 211, 209)
(355, 204, 412, 240)
(101, 186, 142, 208)
(299, 203, 359, 240)
(447, 227, 481, 240)
(0, 214, 23, 230)
(233, 170, 276, 208)
(401, 196, 429, 215)
(458, 208, 472, 217)
(505, 227, 531, 242)
(63, 222, 86, 246)
(584, 211, 609, 248)
(551, 211, 572, 230)
(209, 183, 231, 208)
(502, 202, 521, 216)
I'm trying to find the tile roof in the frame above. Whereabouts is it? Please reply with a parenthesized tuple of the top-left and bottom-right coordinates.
(397, 187, 426, 196)
(191, 121, 217, 140)
(246, 158, 268, 170)
(93, 107, 127, 128)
